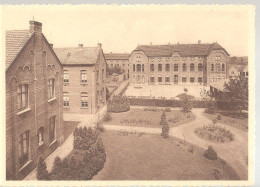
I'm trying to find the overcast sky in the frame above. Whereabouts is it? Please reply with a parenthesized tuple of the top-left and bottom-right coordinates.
(2, 5, 253, 56)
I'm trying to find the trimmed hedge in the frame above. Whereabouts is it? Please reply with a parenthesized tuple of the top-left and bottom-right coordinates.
(129, 98, 240, 110)
(108, 95, 130, 113)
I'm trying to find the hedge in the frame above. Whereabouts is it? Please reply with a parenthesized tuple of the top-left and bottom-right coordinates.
(129, 98, 241, 110)
(108, 95, 130, 113)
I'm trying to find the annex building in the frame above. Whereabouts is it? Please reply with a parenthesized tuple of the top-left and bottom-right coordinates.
(6, 21, 64, 180)
(54, 44, 107, 114)
(129, 41, 230, 85)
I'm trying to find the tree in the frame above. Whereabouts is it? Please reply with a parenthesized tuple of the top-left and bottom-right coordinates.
(37, 155, 49, 180)
(181, 93, 192, 116)
(106, 87, 110, 101)
(222, 76, 248, 115)
(160, 112, 169, 139)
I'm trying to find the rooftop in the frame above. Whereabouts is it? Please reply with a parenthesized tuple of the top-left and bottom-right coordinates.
(54, 46, 101, 65)
(209, 79, 230, 92)
(104, 53, 130, 60)
(134, 42, 229, 57)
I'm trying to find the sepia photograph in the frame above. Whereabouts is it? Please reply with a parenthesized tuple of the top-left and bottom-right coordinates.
(0, 4, 255, 186)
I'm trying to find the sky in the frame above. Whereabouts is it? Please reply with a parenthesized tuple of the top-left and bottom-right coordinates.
(2, 5, 253, 56)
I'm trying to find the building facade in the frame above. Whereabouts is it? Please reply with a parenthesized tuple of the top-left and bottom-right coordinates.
(128, 42, 230, 85)
(6, 21, 64, 180)
(54, 44, 106, 114)
(104, 53, 130, 79)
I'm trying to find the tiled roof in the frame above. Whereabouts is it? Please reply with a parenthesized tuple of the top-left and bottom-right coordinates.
(104, 53, 129, 60)
(6, 30, 32, 70)
(209, 79, 230, 92)
(54, 47, 100, 65)
(134, 43, 229, 57)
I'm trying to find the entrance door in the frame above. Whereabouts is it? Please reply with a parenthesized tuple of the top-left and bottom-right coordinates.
(174, 75, 178, 84)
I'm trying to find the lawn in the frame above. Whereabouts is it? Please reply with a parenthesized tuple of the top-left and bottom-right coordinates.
(100, 108, 195, 127)
(93, 131, 240, 180)
(203, 111, 248, 132)
(63, 121, 80, 141)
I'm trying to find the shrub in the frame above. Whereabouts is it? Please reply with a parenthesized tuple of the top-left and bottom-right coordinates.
(103, 113, 112, 122)
(108, 95, 130, 113)
(160, 112, 169, 139)
(205, 101, 216, 114)
(36, 155, 49, 180)
(96, 123, 105, 133)
(203, 145, 218, 160)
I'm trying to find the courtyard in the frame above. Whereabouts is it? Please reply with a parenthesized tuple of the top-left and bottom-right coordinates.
(124, 84, 210, 100)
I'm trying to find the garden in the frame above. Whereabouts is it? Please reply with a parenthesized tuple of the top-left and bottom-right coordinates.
(93, 130, 240, 180)
(101, 107, 195, 128)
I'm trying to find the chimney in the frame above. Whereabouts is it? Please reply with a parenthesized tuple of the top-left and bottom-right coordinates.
(49, 43, 53, 48)
(97, 43, 102, 49)
(79, 44, 83, 48)
(198, 40, 201, 44)
(29, 20, 42, 34)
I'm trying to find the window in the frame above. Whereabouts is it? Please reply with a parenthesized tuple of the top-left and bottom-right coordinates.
(136, 56, 141, 62)
(96, 70, 99, 83)
(137, 75, 141, 83)
(151, 58, 154, 62)
(199, 57, 203, 61)
(215, 63, 220, 72)
(133, 64, 135, 72)
(182, 63, 187, 72)
(142, 64, 144, 72)
(174, 75, 178, 84)
(137, 64, 141, 72)
(182, 76, 187, 83)
(211, 76, 214, 82)
(190, 63, 195, 71)
(81, 92, 88, 107)
(150, 64, 154, 72)
(198, 63, 203, 71)
(17, 84, 28, 110)
(38, 126, 44, 145)
(49, 116, 56, 143)
(142, 75, 145, 83)
(165, 76, 170, 84)
(80, 70, 87, 83)
(102, 69, 105, 80)
(63, 70, 69, 83)
(158, 64, 162, 71)
(190, 77, 195, 83)
(19, 131, 29, 166)
(165, 64, 170, 72)
(211, 64, 214, 72)
(182, 57, 187, 61)
(150, 76, 154, 83)
(198, 77, 203, 83)
(158, 76, 162, 83)
(222, 64, 225, 72)
(165, 57, 170, 62)
(173, 56, 179, 62)
(48, 79, 55, 99)
(174, 64, 178, 71)
(216, 76, 220, 82)
(63, 92, 69, 107)
(191, 57, 195, 61)
(158, 57, 162, 61)
(215, 55, 221, 61)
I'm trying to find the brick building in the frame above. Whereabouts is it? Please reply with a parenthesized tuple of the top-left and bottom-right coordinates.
(54, 44, 107, 114)
(129, 42, 230, 85)
(104, 53, 130, 79)
(6, 21, 64, 180)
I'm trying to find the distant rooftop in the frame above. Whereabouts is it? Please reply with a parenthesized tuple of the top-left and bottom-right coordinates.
(104, 53, 130, 60)
(134, 42, 229, 57)
(209, 79, 230, 92)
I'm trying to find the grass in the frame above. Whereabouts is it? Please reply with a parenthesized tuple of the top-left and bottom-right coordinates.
(93, 131, 240, 180)
(100, 108, 195, 128)
(203, 112, 248, 131)
(63, 121, 80, 141)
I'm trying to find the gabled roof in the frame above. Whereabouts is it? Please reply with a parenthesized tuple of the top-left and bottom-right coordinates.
(104, 53, 129, 60)
(5, 30, 32, 70)
(134, 43, 229, 57)
(54, 47, 100, 65)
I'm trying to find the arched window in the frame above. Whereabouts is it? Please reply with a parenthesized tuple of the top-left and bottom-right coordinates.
(198, 63, 203, 71)
(211, 64, 214, 72)
(222, 64, 225, 71)
(190, 63, 194, 71)
(182, 63, 187, 72)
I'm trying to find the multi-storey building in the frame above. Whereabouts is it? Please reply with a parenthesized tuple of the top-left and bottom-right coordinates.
(104, 53, 130, 79)
(54, 44, 106, 114)
(129, 42, 230, 85)
(6, 21, 64, 180)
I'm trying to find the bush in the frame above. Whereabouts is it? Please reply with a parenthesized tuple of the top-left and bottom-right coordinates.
(108, 95, 130, 113)
(103, 113, 112, 122)
(205, 101, 216, 114)
(36, 155, 49, 180)
(217, 114, 222, 120)
(160, 112, 169, 139)
(96, 123, 105, 133)
(203, 145, 218, 160)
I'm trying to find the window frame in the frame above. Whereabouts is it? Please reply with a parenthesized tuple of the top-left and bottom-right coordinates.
(63, 92, 69, 107)
(17, 84, 29, 110)
(19, 130, 30, 167)
(81, 92, 88, 108)
(48, 79, 55, 100)
(63, 70, 69, 83)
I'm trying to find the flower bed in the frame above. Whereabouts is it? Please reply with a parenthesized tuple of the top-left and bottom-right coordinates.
(194, 124, 234, 143)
